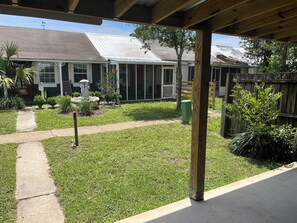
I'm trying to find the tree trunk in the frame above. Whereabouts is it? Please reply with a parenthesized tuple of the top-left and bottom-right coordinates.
(281, 43, 288, 72)
(3, 87, 8, 97)
(176, 54, 183, 111)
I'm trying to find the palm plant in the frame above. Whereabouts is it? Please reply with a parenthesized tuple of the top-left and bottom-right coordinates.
(0, 42, 35, 97)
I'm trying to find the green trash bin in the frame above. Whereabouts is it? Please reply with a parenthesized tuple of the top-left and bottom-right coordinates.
(181, 100, 192, 124)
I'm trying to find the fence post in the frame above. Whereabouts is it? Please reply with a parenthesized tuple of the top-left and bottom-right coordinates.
(221, 73, 233, 137)
(73, 112, 79, 146)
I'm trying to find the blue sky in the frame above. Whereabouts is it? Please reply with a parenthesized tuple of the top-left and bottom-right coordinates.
(0, 14, 241, 47)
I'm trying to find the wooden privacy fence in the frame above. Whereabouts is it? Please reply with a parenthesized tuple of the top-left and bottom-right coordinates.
(221, 73, 297, 137)
(181, 81, 216, 109)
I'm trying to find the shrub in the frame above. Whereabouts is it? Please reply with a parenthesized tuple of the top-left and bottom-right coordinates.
(47, 97, 56, 108)
(34, 95, 46, 109)
(230, 124, 297, 163)
(56, 96, 72, 113)
(0, 96, 25, 110)
(72, 92, 81, 97)
(225, 83, 282, 129)
(105, 92, 122, 104)
(89, 91, 104, 100)
(78, 100, 93, 116)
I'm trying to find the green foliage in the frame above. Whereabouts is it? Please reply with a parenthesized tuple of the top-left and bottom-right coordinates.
(230, 124, 297, 163)
(56, 96, 72, 113)
(104, 92, 122, 104)
(34, 95, 46, 109)
(0, 42, 36, 97)
(225, 83, 282, 129)
(78, 100, 93, 116)
(240, 37, 297, 73)
(89, 91, 104, 100)
(0, 96, 25, 110)
(72, 92, 81, 97)
(47, 97, 56, 108)
(131, 25, 195, 111)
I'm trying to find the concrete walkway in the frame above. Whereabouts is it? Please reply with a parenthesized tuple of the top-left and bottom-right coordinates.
(117, 163, 297, 223)
(16, 142, 64, 223)
(16, 107, 37, 132)
(0, 118, 179, 144)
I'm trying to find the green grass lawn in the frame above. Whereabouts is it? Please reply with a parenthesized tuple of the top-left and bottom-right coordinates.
(43, 117, 277, 223)
(0, 144, 17, 223)
(0, 110, 17, 134)
(35, 101, 180, 130)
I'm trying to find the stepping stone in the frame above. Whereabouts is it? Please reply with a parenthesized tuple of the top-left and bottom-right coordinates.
(16, 107, 37, 132)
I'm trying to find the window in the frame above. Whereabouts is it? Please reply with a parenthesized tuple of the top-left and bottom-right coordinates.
(73, 64, 88, 83)
(163, 69, 173, 85)
(39, 63, 55, 83)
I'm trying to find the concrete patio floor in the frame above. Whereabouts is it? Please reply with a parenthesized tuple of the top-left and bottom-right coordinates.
(117, 163, 297, 223)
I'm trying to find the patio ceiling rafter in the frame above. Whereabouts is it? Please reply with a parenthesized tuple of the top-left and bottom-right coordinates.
(211, 0, 294, 32)
(68, 0, 80, 13)
(114, 0, 138, 18)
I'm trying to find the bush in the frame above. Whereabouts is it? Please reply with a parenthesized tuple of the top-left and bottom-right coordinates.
(56, 96, 72, 113)
(230, 124, 297, 163)
(89, 91, 104, 100)
(47, 97, 56, 108)
(105, 92, 122, 104)
(225, 83, 282, 129)
(78, 100, 93, 116)
(0, 96, 25, 110)
(72, 92, 81, 97)
(34, 95, 46, 109)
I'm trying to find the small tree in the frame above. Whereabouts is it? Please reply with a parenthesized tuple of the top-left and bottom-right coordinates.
(98, 68, 121, 104)
(131, 25, 195, 111)
(0, 42, 35, 97)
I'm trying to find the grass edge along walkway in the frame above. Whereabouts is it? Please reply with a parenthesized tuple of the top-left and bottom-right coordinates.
(0, 143, 17, 223)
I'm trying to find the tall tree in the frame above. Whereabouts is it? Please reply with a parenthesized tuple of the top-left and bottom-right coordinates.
(0, 42, 35, 97)
(240, 37, 297, 73)
(131, 25, 195, 111)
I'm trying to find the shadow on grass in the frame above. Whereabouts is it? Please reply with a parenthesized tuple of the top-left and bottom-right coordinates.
(243, 155, 282, 170)
(122, 107, 181, 121)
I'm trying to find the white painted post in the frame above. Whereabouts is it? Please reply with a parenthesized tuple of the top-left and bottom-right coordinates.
(58, 62, 63, 96)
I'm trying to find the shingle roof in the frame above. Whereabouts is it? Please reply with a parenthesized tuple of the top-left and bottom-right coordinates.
(0, 25, 106, 63)
(147, 40, 250, 66)
(86, 33, 174, 64)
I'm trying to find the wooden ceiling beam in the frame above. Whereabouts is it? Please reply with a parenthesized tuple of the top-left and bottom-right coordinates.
(234, 3, 297, 34)
(255, 18, 297, 37)
(153, 0, 194, 23)
(185, 0, 249, 28)
(114, 0, 138, 18)
(11, 0, 18, 6)
(211, 0, 293, 31)
(68, 0, 80, 13)
(273, 26, 297, 40)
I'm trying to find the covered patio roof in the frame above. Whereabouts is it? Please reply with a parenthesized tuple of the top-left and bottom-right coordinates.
(1, 0, 296, 204)
(0, 0, 297, 42)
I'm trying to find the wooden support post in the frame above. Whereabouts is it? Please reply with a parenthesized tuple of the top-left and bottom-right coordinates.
(190, 28, 212, 201)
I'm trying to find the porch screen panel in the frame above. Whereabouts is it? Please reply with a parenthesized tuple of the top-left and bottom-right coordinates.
(146, 65, 153, 99)
(137, 65, 145, 100)
(154, 65, 161, 99)
(119, 64, 127, 100)
(128, 64, 136, 100)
